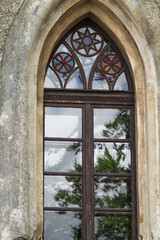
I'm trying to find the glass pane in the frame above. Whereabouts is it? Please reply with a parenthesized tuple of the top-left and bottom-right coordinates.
(45, 107, 82, 138)
(44, 211, 82, 240)
(44, 68, 61, 88)
(94, 108, 130, 139)
(45, 141, 82, 172)
(66, 69, 83, 89)
(94, 213, 132, 239)
(94, 143, 131, 173)
(94, 177, 131, 208)
(114, 72, 129, 91)
(92, 69, 109, 90)
(44, 176, 82, 207)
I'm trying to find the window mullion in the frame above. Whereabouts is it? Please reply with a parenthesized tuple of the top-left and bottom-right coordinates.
(84, 103, 94, 240)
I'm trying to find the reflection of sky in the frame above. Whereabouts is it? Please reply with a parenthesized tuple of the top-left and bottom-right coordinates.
(114, 72, 128, 91)
(94, 108, 130, 139)
(45, 141, 82, 172)
(44, 176, 80, 207)
(92, 69, 109, 90)
(44, 68, 61, 88)
(45, 107, 82, 138)
(94, 143, 130, 169)
(79, 55, 96, 84)
(66, 69, 83, 89)
(44, 211, 81, 240)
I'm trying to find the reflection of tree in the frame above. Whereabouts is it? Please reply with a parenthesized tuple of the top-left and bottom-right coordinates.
(53, 109, 131, 239)
(54, 160, 82, 239)
(95, 213, 131, 240)
(54, 161, 82, 207)
(94, 143, 131, 174)
(102, 109, 130, 139)
(94, 109, 131, 239)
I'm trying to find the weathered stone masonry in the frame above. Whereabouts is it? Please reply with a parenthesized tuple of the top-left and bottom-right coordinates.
(0, 0, 160, 239)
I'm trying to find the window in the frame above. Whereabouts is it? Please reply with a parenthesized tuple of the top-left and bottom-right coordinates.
(43, 19, 137, 239)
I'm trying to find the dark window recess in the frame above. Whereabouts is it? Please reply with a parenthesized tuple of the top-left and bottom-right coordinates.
(44, 19, 137, 240)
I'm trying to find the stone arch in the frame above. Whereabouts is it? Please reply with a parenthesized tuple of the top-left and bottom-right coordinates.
(1, 0, 159, 239)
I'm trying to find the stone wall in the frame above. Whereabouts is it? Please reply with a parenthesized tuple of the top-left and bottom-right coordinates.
(0, 0, 160, 239)
(0, 0, 25, 99)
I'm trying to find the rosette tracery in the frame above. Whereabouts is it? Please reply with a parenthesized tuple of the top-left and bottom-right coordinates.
(44, 20, 132, 91)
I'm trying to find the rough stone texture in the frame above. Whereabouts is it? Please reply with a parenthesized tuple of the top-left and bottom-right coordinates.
(125, 0, 160, 152)
(0, 0, 160, 239)
(0, 0, 25, 61)
(0, 0, 25, 98)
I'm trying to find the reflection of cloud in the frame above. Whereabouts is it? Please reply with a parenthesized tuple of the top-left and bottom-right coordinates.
(94, 109, 120, 138)
(44, 176, 74, 207)
(44, 211, 81, 240)
(114, 72, 128, 91)
(94, 108, 130, 139)
(45, 141, 82, 172)
(79, 55, 97, 83)
(67, 69, 83, 89)
(45, 107, 82, 138)
(44, 68, 60, 88)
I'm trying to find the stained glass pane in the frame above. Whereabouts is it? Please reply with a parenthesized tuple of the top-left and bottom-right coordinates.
(94, 142, 131, 173)
(44, 141, 82, 172)
(100, 53, 122, 75)
(94, 213, 132, 239)
(71, 26, 103, 57)
(44, 22, 131, 91)
(44, 211, 82, 240)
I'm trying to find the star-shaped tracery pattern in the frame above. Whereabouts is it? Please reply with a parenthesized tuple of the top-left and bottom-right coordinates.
(71, 27, 103, 56)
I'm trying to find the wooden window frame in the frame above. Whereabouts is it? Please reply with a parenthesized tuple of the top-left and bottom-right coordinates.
(43, 89, 137, 239)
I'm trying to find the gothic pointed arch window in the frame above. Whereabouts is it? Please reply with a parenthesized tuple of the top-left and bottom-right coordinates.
(43, 19, 137, 239)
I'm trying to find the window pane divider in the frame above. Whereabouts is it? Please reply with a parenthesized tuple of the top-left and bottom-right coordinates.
(94, 173, 131, 177)
(44, 207, 83, 211)
(44, 172, 83, 176)
(93, 138, 131, 142)
(44, 137, 82, 142)
(94, 208, 132, 212)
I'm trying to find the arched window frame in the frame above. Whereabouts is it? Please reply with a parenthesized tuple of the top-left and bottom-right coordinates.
(43, 19, 137, 239)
